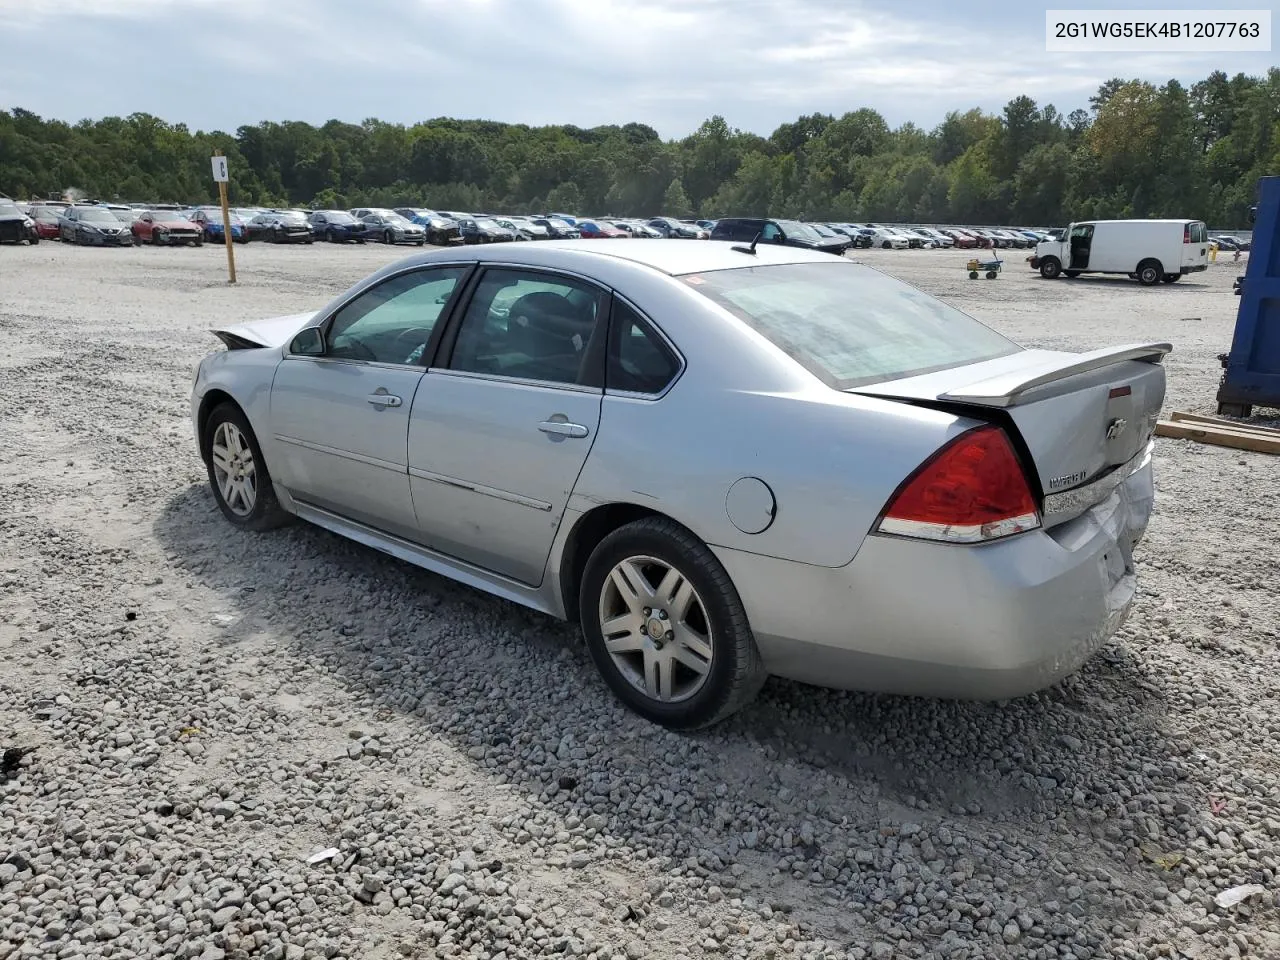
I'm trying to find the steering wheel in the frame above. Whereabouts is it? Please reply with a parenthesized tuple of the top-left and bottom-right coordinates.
(392, 327, 434, 362)
(330, 337, 377, 361)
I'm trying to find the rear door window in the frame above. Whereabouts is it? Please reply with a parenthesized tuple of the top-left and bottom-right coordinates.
(448, 268, 606, 386)
(607, 300, 681, 395)
(684, 261, 1019, 389)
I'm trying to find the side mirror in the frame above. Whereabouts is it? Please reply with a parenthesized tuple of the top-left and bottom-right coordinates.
(290, 327, 325, 357)
(773, 233, 786, 243)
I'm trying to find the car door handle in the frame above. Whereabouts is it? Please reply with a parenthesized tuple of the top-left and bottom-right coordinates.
(366, 393, 402, 408)
(538, 420, 589, 439)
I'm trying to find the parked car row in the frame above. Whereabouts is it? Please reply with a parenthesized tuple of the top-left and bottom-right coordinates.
(5, 195, 1065, 258)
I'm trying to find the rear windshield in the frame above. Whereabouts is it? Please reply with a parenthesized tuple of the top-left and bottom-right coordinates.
(683, 261, 1020, 389)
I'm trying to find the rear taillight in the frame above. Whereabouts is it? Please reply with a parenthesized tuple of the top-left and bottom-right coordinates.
(876, 426, 1040, 544)
(1183, 225, 1191, 243)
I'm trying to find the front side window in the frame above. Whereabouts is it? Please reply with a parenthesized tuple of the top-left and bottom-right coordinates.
(1070, 224, 1094, 239)
(760, 222, 780, 241)
(684, 261, 1019, 389)
(324, 267, 466, 365)
(449, 268, 605, 386)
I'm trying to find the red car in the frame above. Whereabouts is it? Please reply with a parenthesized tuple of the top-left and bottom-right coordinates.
(937, 228, 976, 249)
(576, 219, 628, 238)
(132, 210, 204, 246)
(26, 205, 65, 240)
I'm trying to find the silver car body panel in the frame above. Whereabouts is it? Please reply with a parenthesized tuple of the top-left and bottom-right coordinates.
(193, 240, 1164, 699)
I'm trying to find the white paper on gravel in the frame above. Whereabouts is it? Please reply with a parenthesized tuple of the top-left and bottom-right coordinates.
(1214, 884, 1266, 908)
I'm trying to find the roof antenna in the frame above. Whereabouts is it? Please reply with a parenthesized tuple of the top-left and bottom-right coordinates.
(731, 231, 761, 256)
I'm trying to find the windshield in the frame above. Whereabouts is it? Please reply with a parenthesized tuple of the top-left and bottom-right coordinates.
(79, 207, 118, 223)
(0, 200, 21, 215)
(151, 211, 191, 222)
(775, 219, 820, 241)
(474, 218, 500, 229)
(325, 211, 357, 224)
(682, 261, 1020, 389)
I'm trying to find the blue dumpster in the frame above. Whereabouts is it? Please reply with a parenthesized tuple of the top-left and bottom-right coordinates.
(1217, 176, 1280, 416)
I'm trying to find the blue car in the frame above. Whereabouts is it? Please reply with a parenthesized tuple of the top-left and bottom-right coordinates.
(308, 210, 366, 243)
(191, 207, 249, 243)
(393, 207, 462, 245)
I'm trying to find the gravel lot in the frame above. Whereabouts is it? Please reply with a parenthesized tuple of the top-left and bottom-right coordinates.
(1, 241, 1276, 960)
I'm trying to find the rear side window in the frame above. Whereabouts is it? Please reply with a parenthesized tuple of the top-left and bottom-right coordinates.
(1187, 221, 1207, 243)
(607, 300, 680, 395)
(683, 261, 1019, 389)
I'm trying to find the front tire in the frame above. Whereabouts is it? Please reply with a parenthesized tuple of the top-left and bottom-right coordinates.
(579, 517, 766, 730)
(384, 229, 395, 245)
(1136, 259, 1162, 286)
(202, 403, 290, 531)
(1039, 256, 1062, 279)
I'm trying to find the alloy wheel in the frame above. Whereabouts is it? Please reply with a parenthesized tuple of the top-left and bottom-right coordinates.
(597, 556, 714, 703)
(210, 421, 257, 517)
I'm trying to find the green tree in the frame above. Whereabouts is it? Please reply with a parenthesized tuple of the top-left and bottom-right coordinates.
(662, 178, 693, 217)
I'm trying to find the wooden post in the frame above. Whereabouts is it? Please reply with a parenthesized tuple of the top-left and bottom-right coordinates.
(213, 150, 236, 284)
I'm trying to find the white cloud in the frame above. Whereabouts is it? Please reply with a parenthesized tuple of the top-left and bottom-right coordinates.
(0, 0, 1272, 136)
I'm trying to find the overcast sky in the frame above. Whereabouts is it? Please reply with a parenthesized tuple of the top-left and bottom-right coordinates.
(0, 0, 1273, 138)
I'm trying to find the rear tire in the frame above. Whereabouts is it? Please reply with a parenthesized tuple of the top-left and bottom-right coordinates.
(579, 516, 766, 730)
(1039, 256, 1062, 279)
(881, 241, 892, 249)
(1063, 270, 1080, 278)
(1136, 259, 1162, 286)
(383, 229, 394, 245)
(1161, 273, 1180, 283)
(202, 403, 291, 532)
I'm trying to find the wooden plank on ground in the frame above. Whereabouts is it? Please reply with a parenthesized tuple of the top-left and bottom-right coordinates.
(1168, 411, 1280, 436)
(1155, 419, 1280, 455)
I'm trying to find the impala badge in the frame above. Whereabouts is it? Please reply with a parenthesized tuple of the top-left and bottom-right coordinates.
(1106, 417, 1128, 440)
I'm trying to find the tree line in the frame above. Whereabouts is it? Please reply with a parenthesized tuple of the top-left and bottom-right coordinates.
(1, 70, 1275, 228)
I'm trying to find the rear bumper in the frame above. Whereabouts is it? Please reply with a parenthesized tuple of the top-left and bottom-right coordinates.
(714, 456, 1154, 700)
(1181, 264, 1207, 274)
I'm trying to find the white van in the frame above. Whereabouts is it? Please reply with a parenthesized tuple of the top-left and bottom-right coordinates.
(1030, 219, 1209, 285)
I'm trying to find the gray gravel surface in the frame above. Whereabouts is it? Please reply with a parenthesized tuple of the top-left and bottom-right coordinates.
(1, 242, 1277, 960)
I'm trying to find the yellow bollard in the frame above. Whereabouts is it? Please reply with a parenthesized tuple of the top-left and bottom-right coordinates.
(1209, 242, 1218, 262)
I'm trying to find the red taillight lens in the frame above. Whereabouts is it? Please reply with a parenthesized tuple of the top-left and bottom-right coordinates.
(1183, 226, 1191, 243)
(877, 426, 1040, 544)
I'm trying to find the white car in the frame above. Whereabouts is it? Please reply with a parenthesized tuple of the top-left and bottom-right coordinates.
(916, 228, 955, 248)
(869, 228, 910, 250)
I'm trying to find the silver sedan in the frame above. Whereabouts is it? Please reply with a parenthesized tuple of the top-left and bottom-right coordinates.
(190, 240, 1167, 728)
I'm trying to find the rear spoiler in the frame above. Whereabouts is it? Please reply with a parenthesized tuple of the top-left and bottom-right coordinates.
(939, 342, 1172, 407)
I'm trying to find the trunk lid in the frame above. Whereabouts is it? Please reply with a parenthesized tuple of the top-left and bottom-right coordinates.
(850, 342, 1170, 524)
